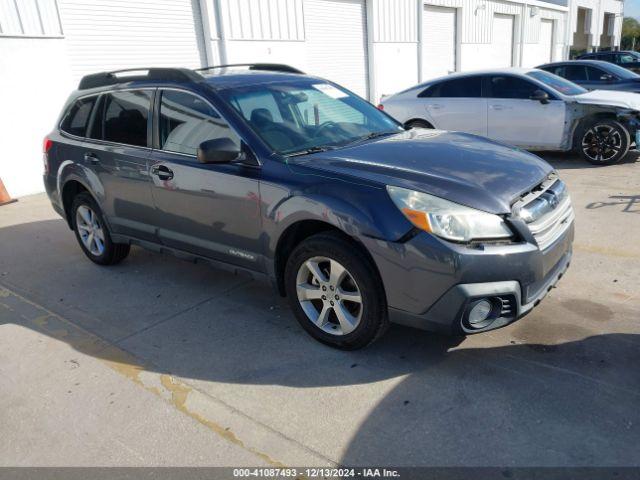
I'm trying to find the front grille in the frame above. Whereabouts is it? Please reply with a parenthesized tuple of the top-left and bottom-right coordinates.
(516, 179, 574, 251)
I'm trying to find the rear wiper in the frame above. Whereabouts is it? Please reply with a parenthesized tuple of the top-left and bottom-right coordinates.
(286, 146, 335, 157)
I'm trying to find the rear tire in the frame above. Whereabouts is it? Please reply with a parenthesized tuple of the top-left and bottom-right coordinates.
(71, 192, 130, 265)
(284, 232, 388, 350)
(577, 118, 630, 165)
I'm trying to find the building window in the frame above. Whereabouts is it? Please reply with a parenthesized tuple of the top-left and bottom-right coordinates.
(0, 0, 63, 38)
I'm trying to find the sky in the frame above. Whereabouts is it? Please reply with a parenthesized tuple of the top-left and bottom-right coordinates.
(626, 0, 640, 20)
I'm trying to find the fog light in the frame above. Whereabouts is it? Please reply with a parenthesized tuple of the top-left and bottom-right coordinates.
(468, 300, 493, 326)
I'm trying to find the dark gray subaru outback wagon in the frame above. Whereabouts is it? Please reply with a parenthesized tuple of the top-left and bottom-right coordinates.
(44, 64, 574, 349)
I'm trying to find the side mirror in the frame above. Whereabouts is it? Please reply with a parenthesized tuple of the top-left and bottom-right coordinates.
(197, 137, 243, 164)
(530, 89, 550, 105)
(600, 73, 614, 82)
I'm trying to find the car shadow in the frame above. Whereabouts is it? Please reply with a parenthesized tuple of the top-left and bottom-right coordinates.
(1, 218, 639, 466)
(538, 150, 640, 169)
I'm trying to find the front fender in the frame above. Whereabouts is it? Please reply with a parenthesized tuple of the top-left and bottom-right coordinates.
(264, 188, 413, 259)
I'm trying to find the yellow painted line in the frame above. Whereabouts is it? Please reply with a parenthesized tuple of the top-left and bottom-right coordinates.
(0, 285, 294, 470)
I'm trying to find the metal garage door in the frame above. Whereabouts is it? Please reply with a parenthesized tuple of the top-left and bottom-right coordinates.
(58, 0, 204, 81)
(422, 5, 457, 81)
(304, 0, 369, 98)
(489, 14, 515, 68)
(538, 19, 554, 64)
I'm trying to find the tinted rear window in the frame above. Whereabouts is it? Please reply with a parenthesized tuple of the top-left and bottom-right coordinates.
(101, 91, 152, 147)
(60, 97, 97, 137)
(420, 77, 482, 98)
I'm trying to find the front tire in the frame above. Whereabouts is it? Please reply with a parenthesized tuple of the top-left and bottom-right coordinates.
(71, 192, 130, 265)
(284, 232, 388, 350)
(577, 119, 630, 165)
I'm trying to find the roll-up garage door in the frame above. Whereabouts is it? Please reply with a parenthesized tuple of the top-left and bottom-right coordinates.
(538, 19, 554, 64)
(489, 14, 515, 68)
(304, 0, 369, 98)
(422, 5, 457, 81)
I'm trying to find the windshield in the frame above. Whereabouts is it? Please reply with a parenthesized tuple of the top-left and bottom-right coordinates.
(219, 79, 403, 155)
(527, 70, 588, 96)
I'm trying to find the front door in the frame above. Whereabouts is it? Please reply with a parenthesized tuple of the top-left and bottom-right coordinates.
(148, 89, 263, 271)
(486, 75, 565, 149)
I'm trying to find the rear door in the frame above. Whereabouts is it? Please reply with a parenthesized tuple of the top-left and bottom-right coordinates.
(486, 75, 565, 148)
(420, 76, 487, 136)
(148, 89, 263, 270)
(84, 89, 157, 241)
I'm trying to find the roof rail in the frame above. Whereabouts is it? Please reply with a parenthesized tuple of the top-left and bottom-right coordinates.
(78, 68, 203, 90)
(195, 63, 305, 74)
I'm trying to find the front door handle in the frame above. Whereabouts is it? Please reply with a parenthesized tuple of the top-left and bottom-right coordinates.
(84, 152, 100, 164)
(151, 164, 174, 181)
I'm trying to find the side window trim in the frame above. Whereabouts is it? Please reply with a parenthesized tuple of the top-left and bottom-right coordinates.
(154, 87, 254, 163)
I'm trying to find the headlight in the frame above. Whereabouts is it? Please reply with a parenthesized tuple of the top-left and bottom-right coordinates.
(387, 186, 513, 242)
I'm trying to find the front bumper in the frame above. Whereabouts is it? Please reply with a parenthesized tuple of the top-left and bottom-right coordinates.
(362, 221, 574, 335)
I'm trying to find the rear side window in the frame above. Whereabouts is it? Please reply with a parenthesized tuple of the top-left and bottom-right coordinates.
(159, 90, 240, 155)
(101, 91, 152, 147)
(420, 77, 482, 98)
(562, 65, 588, 81)
(60, 97, 97, 137)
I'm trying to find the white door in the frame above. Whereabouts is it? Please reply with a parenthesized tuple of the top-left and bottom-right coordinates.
(489, 14, 515, 68)
(304, 0, 369, 98)
(422, 6, 457, 81)
(486, 75, 565, 148)
(539, 19, 554, 64)
(420, 76, 487, 137)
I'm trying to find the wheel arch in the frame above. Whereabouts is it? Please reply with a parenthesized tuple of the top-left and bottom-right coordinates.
(404, 118, 435, 129)
(273, 219, 386, 298)
(570, 110, 629, 150)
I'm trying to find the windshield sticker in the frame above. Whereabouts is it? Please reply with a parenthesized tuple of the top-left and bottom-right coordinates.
(313, 83, 348, 99)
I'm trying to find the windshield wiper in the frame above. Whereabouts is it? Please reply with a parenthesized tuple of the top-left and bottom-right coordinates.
(286, 146, 336, 157)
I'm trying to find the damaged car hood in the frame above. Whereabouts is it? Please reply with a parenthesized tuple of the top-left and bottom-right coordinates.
(287, 129, 553, 214)
(572, 89, 640, 110)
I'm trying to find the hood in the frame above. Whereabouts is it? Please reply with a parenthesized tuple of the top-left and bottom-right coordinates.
(573, 89, 640, 110)
(287, 130, 553, 214)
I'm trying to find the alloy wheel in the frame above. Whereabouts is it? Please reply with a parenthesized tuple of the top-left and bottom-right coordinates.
(581, 124, 622, 163)
(295, 256, 363, 336)
(76, 205, 105, 256)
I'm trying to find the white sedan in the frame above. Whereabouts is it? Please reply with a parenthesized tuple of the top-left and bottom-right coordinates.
(380, 68, 640, 165)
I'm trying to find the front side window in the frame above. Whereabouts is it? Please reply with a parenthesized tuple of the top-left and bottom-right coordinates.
(421, 77, 482, 98)
(585, 66, 614, 81)
(220, 80, 402, 155)
(159, 90, 240, 155)
(488, 75, 540, 99)
(101, 91, 152, 147)
(60, 97, 98, 137)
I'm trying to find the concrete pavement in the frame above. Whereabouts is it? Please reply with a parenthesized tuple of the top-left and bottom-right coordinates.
(0, 153, 639, 467)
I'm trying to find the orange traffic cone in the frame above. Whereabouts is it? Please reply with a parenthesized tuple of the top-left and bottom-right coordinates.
(0, 177, 17, 206)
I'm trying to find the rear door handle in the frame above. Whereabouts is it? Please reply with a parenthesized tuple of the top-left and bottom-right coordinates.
(84, 152, 100, 164)
(428, 104, 444, 110)
(151, 164, 174, 181)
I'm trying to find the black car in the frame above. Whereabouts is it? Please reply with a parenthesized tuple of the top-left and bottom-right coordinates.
(43, 64, 573, 349)
(538, 60, 640, 92)
(576, 51, 640, 73)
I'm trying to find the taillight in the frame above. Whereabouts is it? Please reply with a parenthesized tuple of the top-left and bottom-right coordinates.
(377, 104, 384, 110)
(43, 137, 53, 175)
